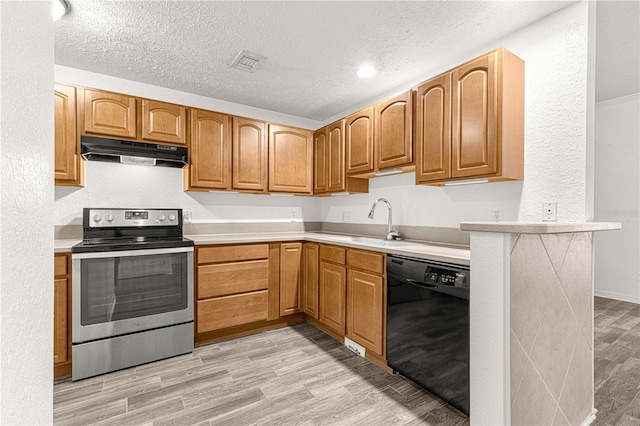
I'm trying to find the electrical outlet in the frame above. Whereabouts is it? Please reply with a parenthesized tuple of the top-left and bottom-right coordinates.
(291, 211, 297, 222)
(183, 210, 192, 221)
(492, 210, 503, 222)
(542, 202, 557, 222)
(343, 211, 351, 222)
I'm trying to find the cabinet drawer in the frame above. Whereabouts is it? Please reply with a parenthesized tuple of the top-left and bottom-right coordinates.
(197, 260, 268, 299)
(54, 254, 68, 277)
(197, 290, 268, 333)
(347, 250, 384, 274)
(320, 245, 346, 265)
(197, 244, 269, 264)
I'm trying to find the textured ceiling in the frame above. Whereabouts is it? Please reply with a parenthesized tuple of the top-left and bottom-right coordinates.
(55, 1, 632, 121)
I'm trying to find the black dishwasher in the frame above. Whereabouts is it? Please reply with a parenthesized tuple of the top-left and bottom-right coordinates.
(386, 255, 469, 415)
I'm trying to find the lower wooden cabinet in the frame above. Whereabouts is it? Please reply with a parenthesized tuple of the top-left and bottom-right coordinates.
(346, 269, 384, 357)
(319, 261, 347, 335)
(54, 253, 72, 378)
(306, 245, 386, 360)
(318, 245, 347, 335)
(346, 249, 386, 357)
(195, 244, 272, 334)
(194, 242, 306, 344)
(302, 243, 319, 319)
(279, 242, 302, 316)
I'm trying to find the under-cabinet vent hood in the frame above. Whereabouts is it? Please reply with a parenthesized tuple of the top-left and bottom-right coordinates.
(80, 136, 188, 168)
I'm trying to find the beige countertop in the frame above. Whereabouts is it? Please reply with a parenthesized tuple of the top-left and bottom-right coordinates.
(55, 232, 470, 265)
(188, 231, 470, 265)
(460, 221, 622, 234)
(55, 239, 81, 253)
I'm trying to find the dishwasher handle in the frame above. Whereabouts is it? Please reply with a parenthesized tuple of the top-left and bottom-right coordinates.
(406, 278, 438, 289)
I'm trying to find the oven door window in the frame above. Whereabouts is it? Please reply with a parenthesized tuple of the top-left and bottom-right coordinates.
(80, 252, 188, 325)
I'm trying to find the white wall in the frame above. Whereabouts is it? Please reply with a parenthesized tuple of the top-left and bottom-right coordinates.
(594, 94, 640, 302)
(0, 1, 54, 424)
(322, 1, 592, 227)
(55, 162, 322, 225)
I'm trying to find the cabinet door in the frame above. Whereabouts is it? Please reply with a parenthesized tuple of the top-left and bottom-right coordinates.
(451, 51, 498, 178)
(313, 127, 328, 193)
(54, 83, 82, 186)
(415, 73, 451, 183)
(141, 99, 187, 145)
(83, 88, 136, 138)
(375, 91, 413, 170)
(302, 243, 319, 319)
(188, 108, 231, 190)
(53, 277, 69, 365)
(345, 106, 374, 174)
(327, 119, 346, 192)
(232, 117, 267, 192)
(319, 261, 346, 335)
(268, 124, 313, 193)
(280, 242, 302, 316)
(346, 270, 384, 357)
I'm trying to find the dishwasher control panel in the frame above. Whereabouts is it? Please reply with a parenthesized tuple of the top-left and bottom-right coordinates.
(424, 266, 469, 288)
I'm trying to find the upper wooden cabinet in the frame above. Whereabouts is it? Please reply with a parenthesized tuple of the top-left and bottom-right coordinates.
(416, 47, 524, 185)
(83, 88, 136, 138)
(314, 119, 346, 194)
(232, 117, 268, 192)
(186, 108, 231, 191)
(415, 73, 451, 183)
(141, 99, 187, 145)
(345, 106, 375, 175)
(268, 124, 313, 194)
(54, 83, 83, 187)
(313, 128, 328, 193)
(375, 90, 413, 170)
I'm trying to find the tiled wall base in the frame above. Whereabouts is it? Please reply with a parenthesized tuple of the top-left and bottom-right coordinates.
(510, 232, 593, 425)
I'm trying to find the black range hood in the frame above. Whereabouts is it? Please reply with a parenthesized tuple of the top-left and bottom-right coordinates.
(80, 135, 188, 168)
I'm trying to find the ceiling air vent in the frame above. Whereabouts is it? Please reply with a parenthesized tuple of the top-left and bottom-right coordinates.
(230, 50, 266, 73)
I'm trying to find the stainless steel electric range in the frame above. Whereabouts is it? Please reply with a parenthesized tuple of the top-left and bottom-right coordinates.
(71, 208, 194, 381)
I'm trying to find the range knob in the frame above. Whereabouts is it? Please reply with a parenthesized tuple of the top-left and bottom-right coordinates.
(169, 214, 176, 221)
(93, 214, 101, 223)
(158, 214, 166, 221)
(106, 214, 114, 222)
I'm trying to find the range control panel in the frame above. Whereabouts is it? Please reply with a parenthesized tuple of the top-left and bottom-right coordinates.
(86, 208, 181, 227)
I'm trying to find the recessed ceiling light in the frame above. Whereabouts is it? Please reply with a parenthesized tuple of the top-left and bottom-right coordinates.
(53, 0, 69, 21)
(357, 66, 376, 78)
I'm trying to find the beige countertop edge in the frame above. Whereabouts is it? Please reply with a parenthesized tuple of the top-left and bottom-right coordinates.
(54, 232, 470, 265)
(55, 239, 81, 253)
(460, 221, 622, 234)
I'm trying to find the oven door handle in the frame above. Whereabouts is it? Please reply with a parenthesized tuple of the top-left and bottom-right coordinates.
(72, 246, 193, 259)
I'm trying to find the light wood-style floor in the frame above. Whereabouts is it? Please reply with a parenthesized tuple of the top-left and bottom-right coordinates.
(54, 296, 640, 425)
(54, 323, 468, 425)
(594, 296, 640, 426)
